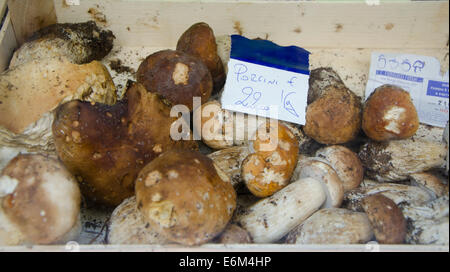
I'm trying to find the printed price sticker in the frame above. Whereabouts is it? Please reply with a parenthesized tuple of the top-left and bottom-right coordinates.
(221, 35, 310, 125)
(366, 52, 449, 127)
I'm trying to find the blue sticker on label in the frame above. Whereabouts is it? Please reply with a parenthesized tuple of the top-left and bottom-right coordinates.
(427, 80, 449, 98)
(230, 35, 310, 75)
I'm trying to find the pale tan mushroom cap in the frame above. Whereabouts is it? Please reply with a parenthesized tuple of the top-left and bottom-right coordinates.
(135, 150, 236, 246)
(315, 145, 364, 192)
(293, 159, 344, 208)
(108, 196, 170, 245)
(409, 172, 449, 199)
(0, 154, 81, 245)
(286, 208, 373, 244)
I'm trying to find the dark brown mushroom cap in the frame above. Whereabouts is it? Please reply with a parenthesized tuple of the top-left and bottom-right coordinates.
(135, 149, 236, 246)
(361, 193, 406, 244)
(52, 83, 198, 206)
(1, 154, 80, 244)
(176, 22, 225, 94)
(362, 84, 419, 141)
(137, 49, 212, 111)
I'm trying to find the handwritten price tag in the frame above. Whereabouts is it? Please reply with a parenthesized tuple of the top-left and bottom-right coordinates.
(221, 35, 310, 125)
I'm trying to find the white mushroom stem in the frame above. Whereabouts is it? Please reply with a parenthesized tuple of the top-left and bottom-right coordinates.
(236, 178, 326, 243)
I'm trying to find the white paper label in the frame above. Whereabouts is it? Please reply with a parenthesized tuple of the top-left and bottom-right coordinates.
(221, 59, 309, 125)
(366, 52, 449, 127)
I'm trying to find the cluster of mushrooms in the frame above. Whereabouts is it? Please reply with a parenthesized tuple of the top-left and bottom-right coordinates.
(0, 21, 448, 247)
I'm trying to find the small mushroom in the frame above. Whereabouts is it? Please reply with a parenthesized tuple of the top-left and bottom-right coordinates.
(315, 145, 364, 192)
(137, 49, 212, 111)
(292, 158, 344, 208)
(215, 224, 253, 244)
(0, 154, 81, 245)
(193, 100, 260, 149)
(176, 22, 226, 94)
(236, 178, 327, 243)
(241, 121, 299, 197)
(285, 208, 374, 244)
(135, 150, 236, 246)
(362, 84, 419, 141)
(361, 194, 407, 244)
(107, 196, 170, 245)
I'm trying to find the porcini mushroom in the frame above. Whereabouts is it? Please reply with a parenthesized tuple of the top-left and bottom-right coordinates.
(135, 150, 236, 246)
(176, 22, 226, 94)
(286, 208, 374, 244)
(361, 193, 407, 244)
(315, 145, 364, 192)
(241, 121, 299, 198)
(52, 83, 198, 206)
(362, 84, 419, 141)
(137, 49, 212, 111)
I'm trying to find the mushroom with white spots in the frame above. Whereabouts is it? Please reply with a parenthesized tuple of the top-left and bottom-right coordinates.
(0, 154, 81, 245)
(362, 84, 419, 141)
(52, 83, 198, 207)
(241, 121, 299, 198)
(135, 150, 236, 246)
(137, 49, 212, 111)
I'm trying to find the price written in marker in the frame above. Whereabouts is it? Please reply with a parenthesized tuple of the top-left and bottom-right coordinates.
(221, 35, 310, 125)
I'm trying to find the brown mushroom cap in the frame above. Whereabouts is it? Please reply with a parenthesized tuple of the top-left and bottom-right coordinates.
(362, 84, 419, 141)
(216, 224, 253, 244)
(304, 86, 362, 145)
(0, 154, 80, 245)
(52, 83, 198, 206)
(241, 121, 299, 198)
(315, 145, 364, 192)
(135, 150, 236, 246)
(137, 49, 212, 111)
(361, 193, 406, 244)
(176, 22, 225, 94)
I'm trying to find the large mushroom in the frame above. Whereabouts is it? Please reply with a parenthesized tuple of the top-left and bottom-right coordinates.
(135, 150, 236, 246)
(52, 83, 198, 206)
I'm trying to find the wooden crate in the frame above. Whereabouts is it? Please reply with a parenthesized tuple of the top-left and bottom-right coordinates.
(0, 0, 448, 252)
